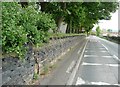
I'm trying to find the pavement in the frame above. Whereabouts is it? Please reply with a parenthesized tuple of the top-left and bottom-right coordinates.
(40, 35, 119, 86)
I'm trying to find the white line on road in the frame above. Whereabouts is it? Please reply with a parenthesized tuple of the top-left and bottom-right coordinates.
(102, 56, 113, 58)
(82, 62, 119, 67)
(66, 39, 88, 85)
(100, 51, 107, 52)
(84, 55, 98, 57)
(82, 62, 103, 66)
(101, 44, 109, 51)
(66, 61, 75, 73)
(91, 82, 111, 85)
(75, 77, 118, 85)
(105, 64, 119, 67)
(76, 77, 85, 85)
(113, 55, 120, 61)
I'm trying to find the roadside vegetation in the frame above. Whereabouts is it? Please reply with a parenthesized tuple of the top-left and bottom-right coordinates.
(2, 1, 119, 59)
(101, 36, 120, 44)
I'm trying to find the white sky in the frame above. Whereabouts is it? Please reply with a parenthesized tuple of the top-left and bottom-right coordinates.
(93, 10, 118, 32)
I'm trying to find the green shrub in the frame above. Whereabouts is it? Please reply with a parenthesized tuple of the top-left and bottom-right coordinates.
(2, 2, 56, 59)
(2, 2, 28, 59)
(36, 12, 56, 32)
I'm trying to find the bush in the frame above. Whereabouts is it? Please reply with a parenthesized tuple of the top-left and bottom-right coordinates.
(37, 12, 56, 32)
(2, 3, 28, 59)
(2, 2, 56, 59)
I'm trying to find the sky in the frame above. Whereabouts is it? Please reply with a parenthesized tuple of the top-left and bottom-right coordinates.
(93, 10, 118, 32)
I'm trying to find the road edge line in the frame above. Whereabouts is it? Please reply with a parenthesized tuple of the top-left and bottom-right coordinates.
(113, 55, 120, 62)
(66, 37, 89, 85)
(101, 43, 109, 51)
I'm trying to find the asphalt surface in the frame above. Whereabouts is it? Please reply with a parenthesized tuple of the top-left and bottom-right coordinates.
(40, 35, 119, 86)
(73, 36, 119, 86)
(40, 36, 87, 85)
(97, 36, 119, 60)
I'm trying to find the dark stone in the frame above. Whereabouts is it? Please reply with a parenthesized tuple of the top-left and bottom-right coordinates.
(1, 36, 83, 85)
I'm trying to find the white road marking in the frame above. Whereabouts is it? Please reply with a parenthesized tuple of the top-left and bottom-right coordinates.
(85, 50, 95, 52)
(82, 62, 103, 66)
(101, 44, 109, 51)
(105, 64, 119, 67)
(91, 82, 111, 85)
(76, 77, 85, 85)
(82, 62, 119, 67)
(102, 56, 113, 58)
(114, 84, 120, 86)
(85, 50, 107, 53)
(84, 55, 98, 57)
(113, 55, 120, 61)
(100, 51, 107, 52)
(66, 39, 89, 85)
(66, 61, 75, 73)
(75, 77, 117, 85)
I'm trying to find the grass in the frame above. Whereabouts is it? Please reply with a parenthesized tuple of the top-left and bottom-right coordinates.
(33, 73, 39, 80)
(48, 33, 85, 38)
(40, 62, 57, 76)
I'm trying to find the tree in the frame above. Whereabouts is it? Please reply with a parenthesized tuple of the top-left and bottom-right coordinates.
(35, 2, 118, 34)
(107, 29, 112, 32)
(96, 26, 101, 36)
(81, 2, 118, 35)
(36, 2, 66, 32)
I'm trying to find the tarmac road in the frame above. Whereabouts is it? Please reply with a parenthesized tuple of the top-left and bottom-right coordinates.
(73, 36, 119, 86)
(40, 35, 119, 86)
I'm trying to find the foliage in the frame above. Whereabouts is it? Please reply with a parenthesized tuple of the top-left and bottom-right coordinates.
(2, 2, 56, 59)
(81, 2, 118, 34)
(33, 73, 39, 80)
(107, 29, 112, 32)
(36, 12, 56, 32)
(96, 26, 101, 36)
(2, 2, 119, 59)
(2, 3, 28, 59)
(39, 2, 118, 34)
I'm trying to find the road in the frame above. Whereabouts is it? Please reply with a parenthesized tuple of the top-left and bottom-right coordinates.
(40, 35, 119, 86)
(40, 35, 87, 85)
(73, 36, 119, 86)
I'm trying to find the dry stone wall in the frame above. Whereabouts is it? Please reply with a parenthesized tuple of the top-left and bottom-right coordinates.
(1, 35, 85, 86)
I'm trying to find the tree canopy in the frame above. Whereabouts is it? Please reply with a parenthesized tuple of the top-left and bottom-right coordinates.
(38, 2, 118, 34)
(2, 1, 119, 59)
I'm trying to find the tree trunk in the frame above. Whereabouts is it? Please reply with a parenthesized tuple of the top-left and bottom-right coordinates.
(69, 19, 72, 34)
(77, 28, 80, 34)
(40, 2, 47, 12)
(56, 2, 66, 33)
(79, 26, 82, 33)
(19, 0, 28, 8)
(66, 24, 70, 33)
(75, 28, 77, 33)
(56, 17, 63, 32)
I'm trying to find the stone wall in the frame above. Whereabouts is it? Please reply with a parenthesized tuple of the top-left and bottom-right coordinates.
(2, 35, 85, 86)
